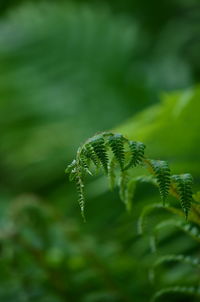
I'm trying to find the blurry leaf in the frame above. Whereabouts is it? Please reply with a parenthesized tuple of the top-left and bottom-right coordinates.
(118, 86, 200, 178)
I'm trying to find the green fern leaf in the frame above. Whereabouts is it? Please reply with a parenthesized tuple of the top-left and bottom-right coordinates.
(108, 134, 125, 170)
(151, 286, 200, 302)
(79, 155, 92, 176)
(171, 173, 193, 219)
(154, 254, 200, 270)
(154, 219, 200, 243)
(90, 137, 109, 173)
(149, 254, 200, 284)
(65, 131, 194, 221)
(149, 160, 171, 204)
(125, 141, 145, 170)
(65, 159, 77, 181)
(82, 144, 100, 169)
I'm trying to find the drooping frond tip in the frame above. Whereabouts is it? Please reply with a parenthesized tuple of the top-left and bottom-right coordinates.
(66, 132, 146, 219)
(75, 174, 86, 222)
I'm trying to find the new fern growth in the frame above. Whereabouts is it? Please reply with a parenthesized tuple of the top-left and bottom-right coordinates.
(65, 132, 194, 220)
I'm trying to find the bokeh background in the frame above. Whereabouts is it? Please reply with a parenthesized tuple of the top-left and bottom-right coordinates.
(0, 0, 200, 301)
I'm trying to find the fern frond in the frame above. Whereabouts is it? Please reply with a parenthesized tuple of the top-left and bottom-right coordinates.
(65, 132, 199, 299)
(148, 160, 170, 204)
(154, 219, 200, 243)
(125, 141, 145, 170)
(171, 173, 193, 219)
(108, 134, 125, 170)
(65, 132, 194, 221)
(154, 254, 200, 270)
(151, 286, 200, 302)
(90, 137, 109, 173)
(65, 158, 86, 221)
(182, 222, 200, 241)
(149, 254, 200, 284)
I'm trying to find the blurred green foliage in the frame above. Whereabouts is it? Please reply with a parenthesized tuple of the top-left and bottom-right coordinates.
(0, 1, 200, 301)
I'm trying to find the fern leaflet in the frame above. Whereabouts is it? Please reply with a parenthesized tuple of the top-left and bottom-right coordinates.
(154, 219, 200, 243)
(151, 286, 200, 302)
(154, 254, 200, 269)
(125, 141, 145, 170)
(148, 160, 171, 204)
(83, 143, 100, 169)
(90, 137, 109, 173)
(75, 169, 86, 222)
(108, 134, 125, 170)
(171, 173, 193, 219)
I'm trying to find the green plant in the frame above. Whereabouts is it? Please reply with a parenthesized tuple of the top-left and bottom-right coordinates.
(66, 131, 200, 301)
(65, 132, 193, 221)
